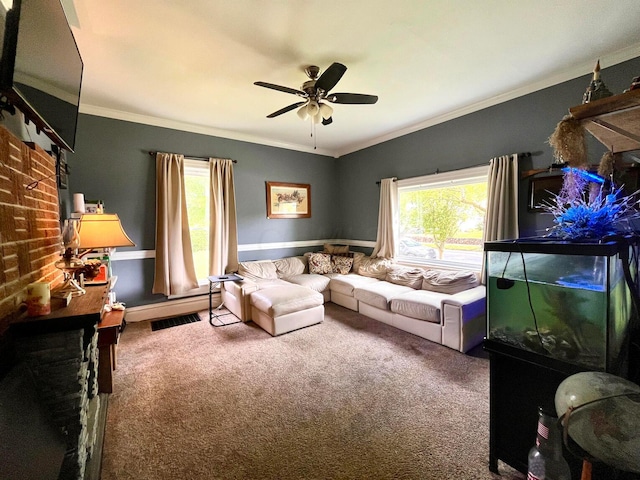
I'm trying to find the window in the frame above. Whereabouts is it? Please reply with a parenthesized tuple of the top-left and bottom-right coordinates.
(397, 165, 488, 269)
(183, 159, 210, 282)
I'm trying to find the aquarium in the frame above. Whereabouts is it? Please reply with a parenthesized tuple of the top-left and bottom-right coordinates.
(485, 239, 638, 372)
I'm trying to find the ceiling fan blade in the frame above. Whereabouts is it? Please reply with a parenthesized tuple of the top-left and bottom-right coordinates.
(254, 81, 306, 96)
(266, 102, 307, 118)
(327, 93, 378, 104)
(322, 116, 333, 126)
(314, 62, 347, 93)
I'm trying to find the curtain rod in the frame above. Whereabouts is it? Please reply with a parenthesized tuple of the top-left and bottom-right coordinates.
(376, 152, 535, 184)
(148, 151, 237, 163)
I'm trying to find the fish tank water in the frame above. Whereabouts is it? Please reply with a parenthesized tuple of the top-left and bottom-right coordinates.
(485, 239, 638, 373)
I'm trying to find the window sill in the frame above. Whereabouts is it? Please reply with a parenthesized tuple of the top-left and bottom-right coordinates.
(167, 281, 213, 300)
(396, 257, 482, 272)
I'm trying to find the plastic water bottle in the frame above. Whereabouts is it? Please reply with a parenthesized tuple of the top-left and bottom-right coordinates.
(527, 407, 571, 480)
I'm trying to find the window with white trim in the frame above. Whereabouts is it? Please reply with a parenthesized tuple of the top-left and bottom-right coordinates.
(183, 159, 210, 282)
(397, 165, 488, 269)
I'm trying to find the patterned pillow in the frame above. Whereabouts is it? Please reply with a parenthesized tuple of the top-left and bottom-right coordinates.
(308, 252, 332, 274)
(331, 255, 354, 274)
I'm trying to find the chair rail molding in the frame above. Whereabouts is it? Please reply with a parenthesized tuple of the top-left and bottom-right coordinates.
(110, 239, 376, 261)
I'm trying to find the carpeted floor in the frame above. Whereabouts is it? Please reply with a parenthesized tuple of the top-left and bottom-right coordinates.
(101, 303, 526, 480)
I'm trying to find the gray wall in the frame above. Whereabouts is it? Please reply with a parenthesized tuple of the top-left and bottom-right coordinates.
(67, 56, 640, 307)
(336, 56, 640, 240)
(67, 116, 336, 306)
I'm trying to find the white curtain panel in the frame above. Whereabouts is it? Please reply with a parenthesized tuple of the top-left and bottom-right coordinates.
(483, 154, 519, 242)
(481, 153, 519, 282)
(209, 158, 239, 275)
(152, 153, 199, 296)
(371, 177, 398, 259)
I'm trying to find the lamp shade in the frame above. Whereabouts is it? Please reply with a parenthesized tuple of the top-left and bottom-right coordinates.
(77, 213, 135, 249)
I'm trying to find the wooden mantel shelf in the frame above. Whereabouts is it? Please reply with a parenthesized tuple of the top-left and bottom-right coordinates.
(569, 89, 640, 153)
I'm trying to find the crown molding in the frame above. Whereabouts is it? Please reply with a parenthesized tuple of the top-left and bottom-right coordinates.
(80, 44, 640, 159)
(77, 104, 336, 157)
(334, 44, 640, 157)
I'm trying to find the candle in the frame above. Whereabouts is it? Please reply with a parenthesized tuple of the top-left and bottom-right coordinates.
(26, 282, 51, 316)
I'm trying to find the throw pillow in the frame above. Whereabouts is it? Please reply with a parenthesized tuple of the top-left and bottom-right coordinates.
(331, 255, 354, 274)
(351, 251, 366, 273)
(308, 252, 333, 274)
(274, 256, 307, 277)
(357, 256, 392, 279)
(422, 269, 479, 295)
(238, 260, 278, 280)
(323, 243, 350, 255)
(385, 266, 424, 289)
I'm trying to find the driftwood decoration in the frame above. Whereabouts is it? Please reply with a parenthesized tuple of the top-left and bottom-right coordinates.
(548, 115, 587, 168)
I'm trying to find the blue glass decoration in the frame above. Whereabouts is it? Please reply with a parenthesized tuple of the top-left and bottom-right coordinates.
(542, 169, 640, 240)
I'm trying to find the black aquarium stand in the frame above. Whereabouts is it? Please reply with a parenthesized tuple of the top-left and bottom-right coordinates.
(484, 339, 584, 477)
(484, 339, 634, 480)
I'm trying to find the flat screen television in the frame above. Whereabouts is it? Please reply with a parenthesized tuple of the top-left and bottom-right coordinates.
(0, 0, 83, 152)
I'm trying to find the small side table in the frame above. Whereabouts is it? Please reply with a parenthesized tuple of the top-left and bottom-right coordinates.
(98, 308, 125, 393)
(208, 274, 243, 327)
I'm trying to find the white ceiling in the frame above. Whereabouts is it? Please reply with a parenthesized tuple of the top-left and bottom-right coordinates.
(68, 0, 640, 157)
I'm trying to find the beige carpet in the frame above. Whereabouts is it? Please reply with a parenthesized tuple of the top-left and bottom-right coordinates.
(101, 303, 526, 480)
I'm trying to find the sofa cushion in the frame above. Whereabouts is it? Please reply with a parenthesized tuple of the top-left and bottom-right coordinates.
(390, 290, 449, 323)
(331, 255, 354, 274)
(239, 260, 278, 280)
(354, 282, 414, 310)
(250, 285, 324, 318)
(357, 256, 393, 279)
(284, 273, 331, 293)
(385, 266, 424, 289)
(253, 278, 291, 289)
(323, 243, 350, 255)
(422, 270, 479, 295)
(308, 252, 332, 274)
(329, 274, 380, 296)
(274, 256, 307, 277)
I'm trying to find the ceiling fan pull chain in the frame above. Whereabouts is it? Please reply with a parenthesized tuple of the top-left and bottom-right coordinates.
(311, 120, 317, 150)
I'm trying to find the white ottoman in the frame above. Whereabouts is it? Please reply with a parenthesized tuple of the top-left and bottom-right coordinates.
(250, 285, 324, 336)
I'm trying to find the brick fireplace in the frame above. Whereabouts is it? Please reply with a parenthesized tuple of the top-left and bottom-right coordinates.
(0, 126, 103, 480)
(0, 126, 63, 326)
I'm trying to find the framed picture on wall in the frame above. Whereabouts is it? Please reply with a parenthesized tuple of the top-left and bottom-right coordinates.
(57, 155, 68, 189)
(266, 181, 311, 219)
(52, 145, 69, 189)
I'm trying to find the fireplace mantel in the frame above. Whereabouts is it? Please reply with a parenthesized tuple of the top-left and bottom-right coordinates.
(9, 285, 109, 480)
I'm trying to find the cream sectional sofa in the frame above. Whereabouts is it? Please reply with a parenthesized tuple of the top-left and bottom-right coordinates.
(221, 251, 486, 352)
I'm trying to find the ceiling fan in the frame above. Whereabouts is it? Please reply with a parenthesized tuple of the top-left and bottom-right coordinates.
(254, 62, 378, 126)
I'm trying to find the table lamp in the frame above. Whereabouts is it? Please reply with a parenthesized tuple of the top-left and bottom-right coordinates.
(77, 213, 135, 251)
(54, 213, 135, 298)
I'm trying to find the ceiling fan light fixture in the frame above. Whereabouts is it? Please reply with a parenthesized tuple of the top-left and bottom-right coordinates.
(307, 101, 320, 117)
(297, 105, 309, 120)
(319, 103, 333, 119)
(255, 62, 378, 128)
